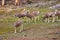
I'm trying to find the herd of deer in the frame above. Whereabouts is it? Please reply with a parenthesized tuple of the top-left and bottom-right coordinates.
(13, 8, 60, 33)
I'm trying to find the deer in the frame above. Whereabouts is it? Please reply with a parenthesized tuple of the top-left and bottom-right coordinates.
(14, 19, 23, 33)
(26, 10, 40, 23)
(43, 10, 58, 22)
(54, 9, 60, 21)
(15, 9, 28, 18)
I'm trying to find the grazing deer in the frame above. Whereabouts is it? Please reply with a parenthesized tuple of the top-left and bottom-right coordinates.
(43, 12, 56, 22)
(15, 9, 28, 18)
(31, 10, 40, 22)
(14, 19, 23, 33)
(26, 10, 40, 23)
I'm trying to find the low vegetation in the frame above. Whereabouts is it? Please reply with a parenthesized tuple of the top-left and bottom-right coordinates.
(0, 7, 60, 35)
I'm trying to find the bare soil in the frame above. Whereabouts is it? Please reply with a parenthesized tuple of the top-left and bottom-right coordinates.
(1, 25, 60, 40)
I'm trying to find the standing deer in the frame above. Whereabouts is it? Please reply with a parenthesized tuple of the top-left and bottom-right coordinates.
(32, 10, 40, 22)
(15, 8, 29, 23)
(43, 12, 55, 22)
(14, 19, 23, 33)
(15, 9, 28, 18)
(26, 10, 40, 23)
(54, 9, 60, 21)
(43, 9, 60, 22)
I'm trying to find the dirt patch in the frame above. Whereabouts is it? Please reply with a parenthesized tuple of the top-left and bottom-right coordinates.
(4, 37, 60, 40)
(1, 25, 60, 40)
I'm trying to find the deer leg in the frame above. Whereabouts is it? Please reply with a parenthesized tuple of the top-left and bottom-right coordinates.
(28, 19, 31, 23)
(36, 17, 38, 22)
(52, 16, 55, 22)
(27, 18, 31, 23)
(44, 18, 47, 22)
(29, 18, 32, 23)
(20, 24, 23, 32)
(47, 18, 50, 23)
(36, 16, 39, 21)
(30, 18, 33, 23)
(34, 17, 37, 23)
(37, 16, 40, 21)
(14, 27, 17, 33)
(56, 16, 58, 21)
(29, 19, 31, 23)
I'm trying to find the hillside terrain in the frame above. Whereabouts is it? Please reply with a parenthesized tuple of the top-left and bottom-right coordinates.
(0, 0, 60, 40)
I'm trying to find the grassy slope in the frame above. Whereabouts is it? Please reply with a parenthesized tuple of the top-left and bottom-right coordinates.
(0, 7, 60, 35)
(0, 7, 60, 40)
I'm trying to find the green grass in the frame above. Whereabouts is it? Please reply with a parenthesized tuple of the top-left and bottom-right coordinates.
(0, 7, 60, 35)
